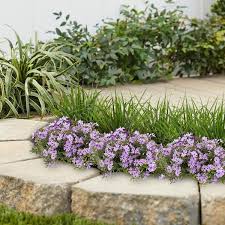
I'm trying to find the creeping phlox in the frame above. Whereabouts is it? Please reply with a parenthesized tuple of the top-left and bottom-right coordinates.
(32, 117, 225, 183)
(162, 134, 225, 183)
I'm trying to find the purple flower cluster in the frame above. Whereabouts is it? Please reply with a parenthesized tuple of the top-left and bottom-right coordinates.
(32, 117, 225, 183)
(162, 133, 225, 183)
(90, 128, 162, 177)
(32, 117, 100, 168)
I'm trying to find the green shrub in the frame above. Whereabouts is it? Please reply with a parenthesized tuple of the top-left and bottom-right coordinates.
(52, 1, 225, 84)
(172, 16, 225, 76)
(0, 31, 76, 118)
(53, 3, 186, 86)
(212, 0, 225, 17)
(0, 205, 108, 225)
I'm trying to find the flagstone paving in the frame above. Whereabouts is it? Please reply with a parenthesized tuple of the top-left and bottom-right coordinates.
(0, 159, 98, 185)
(0, 141, 38, 164)
(98, 76, 225, 105)
(0, 119, 47, 141)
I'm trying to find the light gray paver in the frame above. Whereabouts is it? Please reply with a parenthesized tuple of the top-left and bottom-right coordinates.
(201, 183, 225, 225)
(72, 174, 199, 225)
(0, 141, 38, 164)
(0, 159, 99, 215)
(0, 158, 98, 184)
(97, 76, 225, 105)
(0, 119, 48, 141)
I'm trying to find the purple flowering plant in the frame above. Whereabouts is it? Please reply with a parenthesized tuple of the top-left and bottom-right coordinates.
(90, 128, 162, 177)
(162, 133, 225, 183)
(32, 117, 100, 168)
(32, 117, 225, 183)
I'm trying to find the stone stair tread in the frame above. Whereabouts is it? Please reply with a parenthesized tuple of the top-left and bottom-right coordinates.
(73, 173, 198, 198)
(0, 119, 48, 141)
(0, 141, 38, 164)
(0, 158, 98, 185)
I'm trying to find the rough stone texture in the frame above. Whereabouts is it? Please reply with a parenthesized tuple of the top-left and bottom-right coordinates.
(0, 141, 38, 164)
(72, 174, 199, 225)
(0, 159, 99, 215)
(0, 119, 48, 141)
(201, 183, 225, 225)
(0, 176, 71, 215)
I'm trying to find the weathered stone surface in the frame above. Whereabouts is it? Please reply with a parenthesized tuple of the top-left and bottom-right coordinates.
(0, 158, 98, 184)
(0, 176, 71, 215)
(201, 183, 225, 225)
(0, 119, 48, 141)
(0, 159, 99, 215)
(0, 141, 38, 164)
(72, 174, 199, 225)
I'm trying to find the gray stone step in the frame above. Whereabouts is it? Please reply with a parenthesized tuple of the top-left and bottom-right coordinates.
(0, 158, 98, 185)
(0, 159, 99, 215)
(200, 183, 225, 225)
(0, 141, 38, 164)
(0, 119, 48, 141)
(72, 174, 199, 225)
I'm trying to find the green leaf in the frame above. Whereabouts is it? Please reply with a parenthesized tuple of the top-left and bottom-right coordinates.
(66, 14, 70, 20)
(60, 22, 67, 27)
(56, 28, 62, 36)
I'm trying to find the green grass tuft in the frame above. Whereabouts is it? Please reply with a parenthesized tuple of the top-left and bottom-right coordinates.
(0, 205, 108, 225)
(47, 86, 225, 145)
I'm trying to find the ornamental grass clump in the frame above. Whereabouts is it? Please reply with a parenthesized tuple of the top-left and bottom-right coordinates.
(0, 31, 76, 118)
(48, 87, 225, 144)
(162, 134, 225, 183)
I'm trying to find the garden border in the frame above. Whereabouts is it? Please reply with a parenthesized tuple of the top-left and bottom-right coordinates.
(0, 118, 224, 225)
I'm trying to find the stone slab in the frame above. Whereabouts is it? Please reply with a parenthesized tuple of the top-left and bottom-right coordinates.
(0, 141, 38, 164)
(201, 183, 225, 225)
(72, 174, 199, 225)
(0, 158, 98, 184)
(0, 119, 48, 141)
(0, 159, 99, 215)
